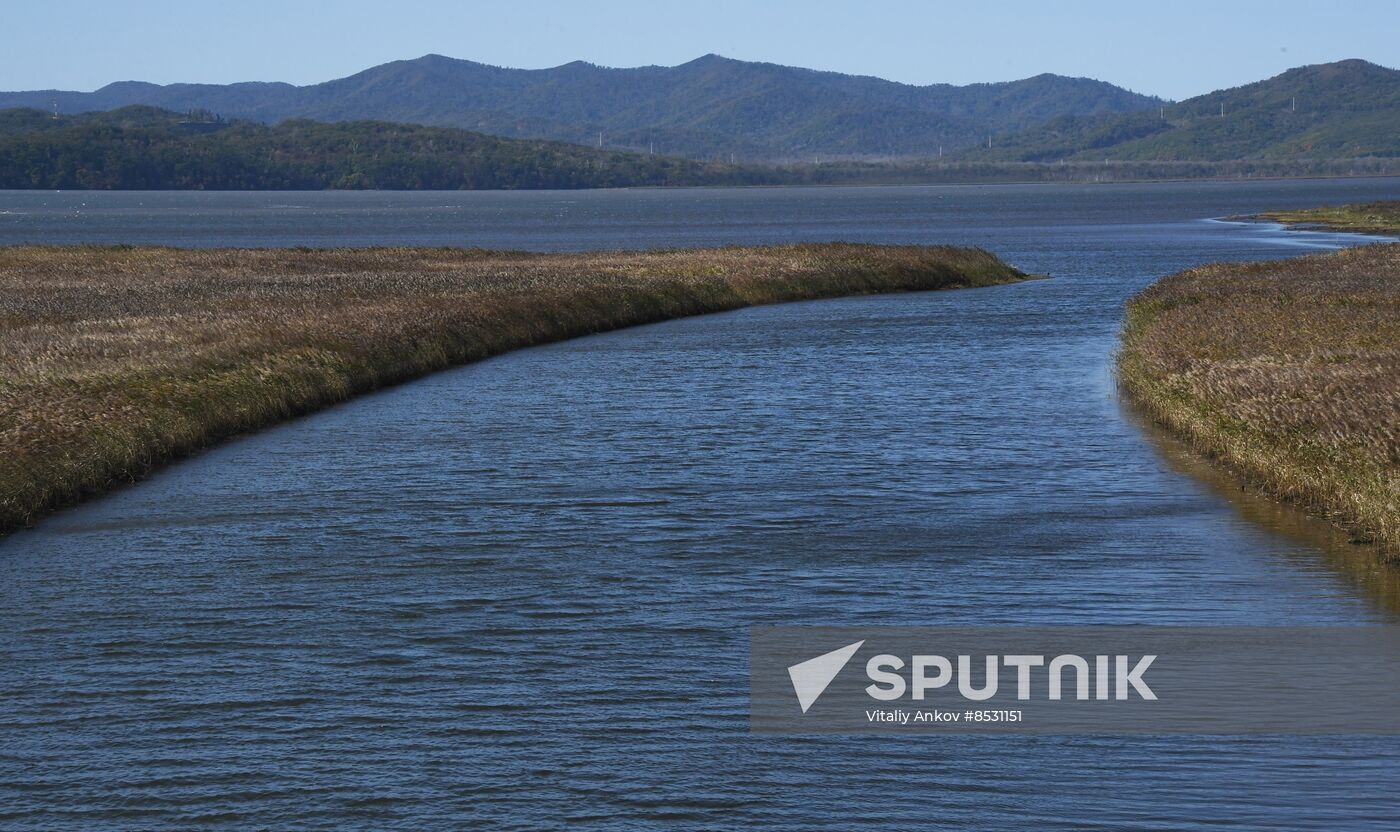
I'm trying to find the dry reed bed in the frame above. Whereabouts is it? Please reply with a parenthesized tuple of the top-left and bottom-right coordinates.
(1253, 201, 1400, 236)
(1119, 244, 1400, 554)
(0, 243, 1024, 533)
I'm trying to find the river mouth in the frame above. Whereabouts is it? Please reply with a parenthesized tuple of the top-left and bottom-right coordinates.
(4, 179, 1400, 829)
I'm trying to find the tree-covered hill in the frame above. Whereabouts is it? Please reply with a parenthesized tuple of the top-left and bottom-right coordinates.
(0, 54, 1163, 161)
(0, 106, 766, 189)
(957, 59, 1400, 162)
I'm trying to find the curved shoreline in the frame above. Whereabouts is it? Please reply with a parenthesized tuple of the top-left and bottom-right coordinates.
(1118, 245, 1400, 557)
(0, 243, 1028, 535)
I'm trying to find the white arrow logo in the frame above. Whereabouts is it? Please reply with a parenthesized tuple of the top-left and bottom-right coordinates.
(787, 640, 865, 713)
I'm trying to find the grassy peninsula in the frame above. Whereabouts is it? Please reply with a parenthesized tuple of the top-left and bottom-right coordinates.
(1119, 245, 1400, 554)
(0, 243, 1025, 533)
(1250, 201, 1400, 235)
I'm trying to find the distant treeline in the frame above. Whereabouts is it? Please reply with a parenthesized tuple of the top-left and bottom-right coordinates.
(0, 106, 768, 190)
(2, 106, 1397, 191)
(786, 157, 1400, 185)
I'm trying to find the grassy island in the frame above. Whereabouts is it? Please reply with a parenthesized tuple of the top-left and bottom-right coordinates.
(0, 243, 1025, 533)
(1251, 201, 1400, 236)
(1119, 244, 1400, 554)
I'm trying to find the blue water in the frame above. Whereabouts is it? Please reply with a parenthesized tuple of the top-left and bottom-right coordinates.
(3, 179, 1399, 830)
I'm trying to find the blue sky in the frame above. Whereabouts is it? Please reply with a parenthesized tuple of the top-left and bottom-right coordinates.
(6, 0, 1399, 100)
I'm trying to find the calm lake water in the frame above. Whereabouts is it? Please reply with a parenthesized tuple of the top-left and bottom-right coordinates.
(3, 180, 1400, 830)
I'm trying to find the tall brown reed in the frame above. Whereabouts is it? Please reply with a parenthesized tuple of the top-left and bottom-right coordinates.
(1119, 244, 1400, 555)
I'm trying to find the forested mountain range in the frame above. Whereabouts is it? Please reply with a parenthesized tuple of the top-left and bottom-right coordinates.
(954, 59, 1400, 162)
(0, 54, 1163, 161)
(3, 56, 1395, 185)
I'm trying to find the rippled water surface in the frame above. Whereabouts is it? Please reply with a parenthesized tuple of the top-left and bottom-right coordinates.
(3, 180, 1400, 830)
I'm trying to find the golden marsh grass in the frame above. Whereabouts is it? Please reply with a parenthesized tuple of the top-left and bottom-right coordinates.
(0, 243, 1025, 533)
(1119, 244, 1400, 555)
(1254, 201, 1400, 235)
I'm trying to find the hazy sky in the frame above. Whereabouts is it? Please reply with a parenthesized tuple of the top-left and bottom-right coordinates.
(6, 0, 1399, 100)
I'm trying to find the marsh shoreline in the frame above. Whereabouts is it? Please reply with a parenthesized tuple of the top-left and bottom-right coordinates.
(1117, 245, 1400, 556)
(0, 243, 1026, 534)
(1233, 201, 1400, 236)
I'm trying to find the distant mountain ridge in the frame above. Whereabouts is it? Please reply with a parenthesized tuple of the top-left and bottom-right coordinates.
(957, 59, 1400, 161)
(0, 54, 1163, 161)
